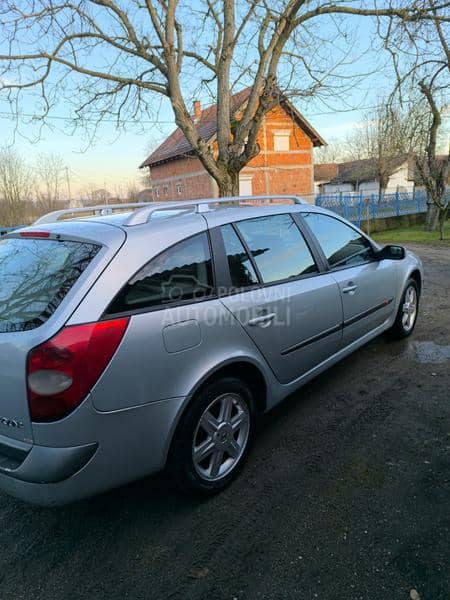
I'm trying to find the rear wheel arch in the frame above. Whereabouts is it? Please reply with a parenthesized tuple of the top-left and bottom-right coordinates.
(186, 360, 267, 415)
(167, 373, 257, 495)
(162, 360, 267, 470)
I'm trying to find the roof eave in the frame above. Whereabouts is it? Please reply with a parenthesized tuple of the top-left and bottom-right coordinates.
(280, 98, 326, 147)
(141, 91, 326, 167)
(139, 149, 201, 169)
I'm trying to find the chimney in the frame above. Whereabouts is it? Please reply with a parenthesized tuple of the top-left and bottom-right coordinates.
(193, 100, 202, 121)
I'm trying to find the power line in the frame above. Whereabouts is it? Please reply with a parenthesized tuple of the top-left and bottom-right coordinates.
(0, 104, 386, 125)
(0, 111, 175, 124)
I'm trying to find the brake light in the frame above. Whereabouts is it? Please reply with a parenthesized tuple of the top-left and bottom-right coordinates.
(27, 318, 129, 422)
(19, 231, 51, 238)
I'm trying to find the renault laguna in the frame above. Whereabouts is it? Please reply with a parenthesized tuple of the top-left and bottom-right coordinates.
(0, 196, 422, 505)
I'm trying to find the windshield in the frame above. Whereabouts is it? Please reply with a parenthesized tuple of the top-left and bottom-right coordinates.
(0, 237, 99, 333)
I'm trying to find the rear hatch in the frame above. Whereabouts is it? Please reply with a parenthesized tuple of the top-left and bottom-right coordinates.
(0, 222, 125, 443)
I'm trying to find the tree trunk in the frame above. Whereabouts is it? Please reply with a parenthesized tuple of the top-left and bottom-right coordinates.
(425, 199, 440, 231)
(216, 170, 240, 197)
(438, 205, 448, 240)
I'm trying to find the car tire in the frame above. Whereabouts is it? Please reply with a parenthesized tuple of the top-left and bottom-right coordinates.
(167, 376, 255, 496)
(389, 278, 420, 339)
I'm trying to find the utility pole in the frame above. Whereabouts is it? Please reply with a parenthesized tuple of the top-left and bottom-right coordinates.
(65, 166, 73, 207)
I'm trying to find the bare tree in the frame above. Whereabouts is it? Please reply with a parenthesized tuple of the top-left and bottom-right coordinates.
(0, 147, 31, 227)
(34, 153, 67, 214)
(112, 181, 144, 202)
(415, 80, 449, 237)
(1, 2, 449, 197)
(379, 0, 450, 236)
(126, 184, 141, 202)
(344, 100, 430, 196)
(90, 188, 112, 205)
(314, 138, 347, 164)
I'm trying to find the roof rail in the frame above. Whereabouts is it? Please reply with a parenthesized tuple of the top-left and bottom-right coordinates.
(33, 195, 305, 226)
(124, 195, 305, 226)
(34, 202, 155, 225)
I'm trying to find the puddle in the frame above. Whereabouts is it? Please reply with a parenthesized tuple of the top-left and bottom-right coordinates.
(408, 341, 450, 364)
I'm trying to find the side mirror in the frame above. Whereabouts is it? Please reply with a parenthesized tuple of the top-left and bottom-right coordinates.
(376, 244, 406, 261)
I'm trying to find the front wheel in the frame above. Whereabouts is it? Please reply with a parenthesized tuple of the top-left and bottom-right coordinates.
(389, 278, 419, 339)
(167, 377, 255, 496)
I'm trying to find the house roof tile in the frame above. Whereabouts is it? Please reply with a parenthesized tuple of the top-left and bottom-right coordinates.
(141, 87, 325, 168)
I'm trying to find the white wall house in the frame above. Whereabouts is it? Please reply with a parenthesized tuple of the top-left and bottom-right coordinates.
(322, 182, 354, 194)
(385, 162, 415, 193)
(316, 156, 416, 196)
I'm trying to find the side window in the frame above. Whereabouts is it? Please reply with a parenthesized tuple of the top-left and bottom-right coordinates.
(235, 214, 318, 284)
(303, 213, 374, 269)
(220, 224, 259, 289)
(107, 233, 214, 314)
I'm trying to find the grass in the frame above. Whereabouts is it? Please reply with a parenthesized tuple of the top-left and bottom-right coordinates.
(371, 221, 450, 245)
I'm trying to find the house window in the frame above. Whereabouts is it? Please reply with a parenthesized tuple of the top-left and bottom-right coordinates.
(239, 175, 253, 196)
(176, 182, 183, 195)
(273, 130, 291, 152)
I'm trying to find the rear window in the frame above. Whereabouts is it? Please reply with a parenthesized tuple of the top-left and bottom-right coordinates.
(106, 232, 214, 315)
(0, 237, 99, 333)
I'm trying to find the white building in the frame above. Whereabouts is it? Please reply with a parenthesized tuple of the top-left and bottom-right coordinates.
(315, 156, 415, 196)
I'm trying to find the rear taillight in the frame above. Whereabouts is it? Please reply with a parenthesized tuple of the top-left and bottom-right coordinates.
(27, 318, 129, 422)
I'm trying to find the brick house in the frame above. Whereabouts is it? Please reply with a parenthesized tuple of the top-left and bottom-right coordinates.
(140, 88, 325, 202)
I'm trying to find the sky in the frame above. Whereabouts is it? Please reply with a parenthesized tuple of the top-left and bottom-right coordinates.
(0, 6, 446, 197)
(1, 68, 379, 196)
(0, 100, 370, 196)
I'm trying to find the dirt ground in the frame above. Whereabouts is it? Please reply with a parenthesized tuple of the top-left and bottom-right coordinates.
(0, 243, 449, 600)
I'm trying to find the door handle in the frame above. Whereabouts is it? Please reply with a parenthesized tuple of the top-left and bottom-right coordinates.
(248, 312, 276, 327)
(342, 283, 358, 294)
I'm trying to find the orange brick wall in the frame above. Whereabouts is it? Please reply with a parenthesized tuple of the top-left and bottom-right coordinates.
(241, 166, 313, 197)
(148, 103, 315, 201)
(152, 156, 204, 178)
(150, 157, 215, 200)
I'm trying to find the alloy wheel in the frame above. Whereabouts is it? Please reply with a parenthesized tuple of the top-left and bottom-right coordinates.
(192, 392, 250, 481)
(402, 285, 417, 332)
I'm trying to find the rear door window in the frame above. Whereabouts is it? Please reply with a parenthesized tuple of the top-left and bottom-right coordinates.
(220, 224, 259, 289)
(106, 232, 214, 314)
(235, 214, 318, 284)
(0, 237, 100, 333)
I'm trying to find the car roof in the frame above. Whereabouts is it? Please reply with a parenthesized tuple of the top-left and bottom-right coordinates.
(88, 201, 323, 230)
(16, 201, 333, 247)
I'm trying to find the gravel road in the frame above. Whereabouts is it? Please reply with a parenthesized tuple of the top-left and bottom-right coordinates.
(1, 243, 449, 600)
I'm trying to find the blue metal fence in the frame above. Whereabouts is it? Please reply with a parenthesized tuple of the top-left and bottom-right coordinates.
(315, 190, 428, 227)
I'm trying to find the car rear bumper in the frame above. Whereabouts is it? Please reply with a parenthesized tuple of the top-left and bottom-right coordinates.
(0, 396, 186, 506)
(0, 435, 98, 483)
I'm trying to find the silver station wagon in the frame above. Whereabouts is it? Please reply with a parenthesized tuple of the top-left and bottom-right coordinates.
(0, 196, 422, 505)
